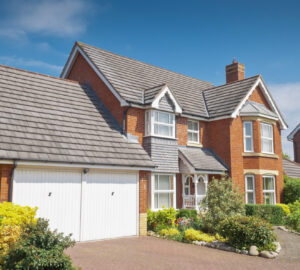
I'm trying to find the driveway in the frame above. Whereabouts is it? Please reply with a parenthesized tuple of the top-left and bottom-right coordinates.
(66, 236, 300, 270)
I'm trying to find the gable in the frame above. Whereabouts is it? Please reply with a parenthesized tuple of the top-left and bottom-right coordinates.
(158, 93, 175, 112)
(248, 86, 271, 110)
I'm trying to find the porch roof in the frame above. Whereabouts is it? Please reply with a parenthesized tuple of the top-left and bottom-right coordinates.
(178, 146, 228, 173)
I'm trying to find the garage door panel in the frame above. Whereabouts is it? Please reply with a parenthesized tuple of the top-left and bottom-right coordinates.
(13, 168, 82, 241)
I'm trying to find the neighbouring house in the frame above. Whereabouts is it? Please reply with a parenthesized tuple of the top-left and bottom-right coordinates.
(0, 41, 287, 242)
(283, 158, 300, 179)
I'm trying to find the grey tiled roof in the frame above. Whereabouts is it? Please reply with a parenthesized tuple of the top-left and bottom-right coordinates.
(73, 42, 212, 117)
(179, 146, 228, 172)
(203, 76, 260, 118)
(0, 65, 154, 168)
(240, 100, 278, 118)
(143, 84, 165, 104)
(283, 158, 300, 179)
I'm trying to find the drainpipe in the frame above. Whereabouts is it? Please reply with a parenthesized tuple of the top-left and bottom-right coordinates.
(122, 104, 131, 135)
(8, 160, 17, 202)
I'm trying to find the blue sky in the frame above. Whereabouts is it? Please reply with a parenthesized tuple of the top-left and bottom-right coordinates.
(0, 0, 299, 157)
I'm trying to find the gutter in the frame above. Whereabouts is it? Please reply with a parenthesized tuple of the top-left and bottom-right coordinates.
(8, 160, 17, 202)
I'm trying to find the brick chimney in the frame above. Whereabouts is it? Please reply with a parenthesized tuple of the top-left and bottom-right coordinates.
(226, 59, 245, 83)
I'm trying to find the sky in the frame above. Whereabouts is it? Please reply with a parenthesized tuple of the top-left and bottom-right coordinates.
(0, 0, 299, 158)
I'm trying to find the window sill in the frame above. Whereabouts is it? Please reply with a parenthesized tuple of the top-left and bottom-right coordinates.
(143, 135, 177, 140)
(187, 142, 203, 147)
(242, 152, 279, 159)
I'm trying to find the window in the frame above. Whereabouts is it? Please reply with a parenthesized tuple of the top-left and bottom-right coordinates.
(184, 176, 191, 195)
(261, 123, 274, 154)
(243, 121, 253, 152)
(145, 110, 175, 138)
(153, 174, 175, 209)
(263, 176, 276, 204)
(245, 175, 255, 204)
(188, 120, 199, 143)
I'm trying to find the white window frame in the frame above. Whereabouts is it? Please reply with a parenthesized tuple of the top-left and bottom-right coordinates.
(245, 175, 255, 204)
(263, 175, 276, 205)
(145, 110, 175, 139)
(261, 122, 274, 154)
(243, 121, 254, 152)
(151, 173, 176, 210)
(188, 120, 200, 143)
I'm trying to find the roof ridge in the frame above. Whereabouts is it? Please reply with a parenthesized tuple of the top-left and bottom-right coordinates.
(76, 41, 213, 86)
(203, 75, 261, 92)
(0, 64, 81, 85)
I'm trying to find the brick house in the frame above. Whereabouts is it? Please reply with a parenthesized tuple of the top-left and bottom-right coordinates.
(0, 41, 288, 241)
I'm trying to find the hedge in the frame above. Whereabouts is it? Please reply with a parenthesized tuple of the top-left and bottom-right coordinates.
(245, 204, 285, 225)
(284, 175, 300, 204)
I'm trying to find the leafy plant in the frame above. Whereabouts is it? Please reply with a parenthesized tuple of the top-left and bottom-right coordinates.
(184, 229, 216, 242)
(284, 176, 300, 204)
(287, 201, 300, 232)
(176, 209, 197, 219)
(245, 204, 285, 225)
(147, 207, 177, 231)
(220, 216, 276, 250)
(200, 176, 245, 233)
(1, 218, 78, 270)
(276, 203, 290, 216)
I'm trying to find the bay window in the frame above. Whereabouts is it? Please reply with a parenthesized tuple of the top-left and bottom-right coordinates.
(152, 174, 176, 210)
(188, 120, 199, 143)
(145, 110, 175, 138)
(245, 175, 255, 204)
(263, 176, 276, 204)
(261, 123, 274, 154)
(243, 121, 253, 152)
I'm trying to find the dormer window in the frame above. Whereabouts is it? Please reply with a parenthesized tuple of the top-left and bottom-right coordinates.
(145, 110, 175, 138)
(188, 120, 199, 143)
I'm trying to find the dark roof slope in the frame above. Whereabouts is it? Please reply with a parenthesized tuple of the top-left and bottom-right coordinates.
(283, 158, 300, 179)
(72, 42, 212, 117)
(179, 146, 228, 172)
(0, 65, 154, 168)
(203, 76, 259, 118)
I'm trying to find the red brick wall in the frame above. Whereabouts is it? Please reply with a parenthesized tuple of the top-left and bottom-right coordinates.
(0, 165, 13, 202)
(126, 107, 145, 145)
(67, 53, 124, 126)
(177, 117, 188, 146)
(248, 86, 271, 110)
(139, 171, 150, 214)
(293, 130, 300, 163)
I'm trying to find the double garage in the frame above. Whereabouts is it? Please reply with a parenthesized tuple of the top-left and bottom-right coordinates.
(12, 166, 139, 241)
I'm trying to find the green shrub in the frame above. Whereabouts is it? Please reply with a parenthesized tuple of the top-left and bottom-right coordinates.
(147, 207, 177, 231)
(220, 216, 276, 250)
(200, 176, 245, 233)
(176, 209, 197, 219)
(245, 204, 285, 225)
(1, 218, 78, 270)
(287, 201, 300, 232)
(276, 203, 290, 216)
(284, 175, 300, 204)
(184, 229, 217, 242)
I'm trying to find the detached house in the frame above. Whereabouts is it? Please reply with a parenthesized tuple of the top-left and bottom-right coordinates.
(0, 41, 287, 242)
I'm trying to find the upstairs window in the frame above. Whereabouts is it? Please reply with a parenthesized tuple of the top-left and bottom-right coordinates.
(243, 121, 253, 152)
(188, 120, 199, 143)
(261, 123, 274, 154)
(145, 110, 175, 138)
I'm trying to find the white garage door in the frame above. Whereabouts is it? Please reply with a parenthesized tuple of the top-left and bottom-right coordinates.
(12, 167, 138, 241)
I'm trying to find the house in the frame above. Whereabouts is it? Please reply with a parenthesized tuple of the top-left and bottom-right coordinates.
(284, 124, 300, 178)
(0, 41, 287, 241)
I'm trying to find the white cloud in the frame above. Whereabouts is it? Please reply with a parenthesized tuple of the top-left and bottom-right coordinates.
(0, 0, 94, 39)
(0, 56, 62, 73)
(269, 82, 300, 159)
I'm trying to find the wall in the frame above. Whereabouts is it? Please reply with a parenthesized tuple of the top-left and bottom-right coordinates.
(139, 171, 150, 235)
(293, 130, 300, 163)
(0, 165, 13, 202)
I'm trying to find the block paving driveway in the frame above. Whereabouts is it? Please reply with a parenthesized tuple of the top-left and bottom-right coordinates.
(67, 230, 300, 270)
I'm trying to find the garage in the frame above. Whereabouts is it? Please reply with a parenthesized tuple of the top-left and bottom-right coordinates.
(12, 167, 138, 242)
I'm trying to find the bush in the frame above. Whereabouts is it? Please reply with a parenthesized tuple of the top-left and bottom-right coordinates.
(287, 201, 300, 232)
(2, 218, 78, 270)
(277, 203, 290, 216)
(176, 209, 197, 219)
(184, 229, 217, 242)
(0, 202, 37, 259)
(200, 177, 245, 233)
(220, 216, 276, 250)
(284, 176, 300, 204)
(147, 207, 177, 231)
(245, 204, 285, 225)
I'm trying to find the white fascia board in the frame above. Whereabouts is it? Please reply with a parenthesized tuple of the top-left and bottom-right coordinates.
(287, 123, 300, 141)
(0, 160, 154, 171)
(151, 85, 182, 114)
(61, 45, 128, 107)
(231, 77, 287, 130)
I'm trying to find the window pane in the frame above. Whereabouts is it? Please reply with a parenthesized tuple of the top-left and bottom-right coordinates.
(244, 122, 252, 136)
(247, 192, 254, 204)
(155, 175, 159, 190)
(188, 132, 193, 141)
(193, 133, 198, 142)
(262, 139, 272, 153)
(261, 124, 272, 138)
(184, 187, 189, 195)
(263, 177, 274, 190)
(158, 175, 171, 190)
(157, 112, 170, 123)
(246, 177, 254, 190)
(155, 193, 171, 208)
(263, 192, 275, 205)
(188, 121, 193, 130)
(245, 137, 253, 151)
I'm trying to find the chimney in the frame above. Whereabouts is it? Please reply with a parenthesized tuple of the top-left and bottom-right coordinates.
(226, 59, 245, 83)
